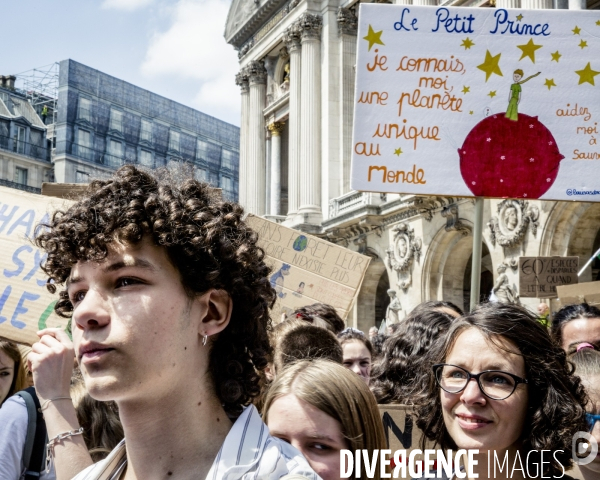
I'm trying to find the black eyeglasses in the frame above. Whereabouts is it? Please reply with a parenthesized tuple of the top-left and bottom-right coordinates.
(433, 364, 528, 400)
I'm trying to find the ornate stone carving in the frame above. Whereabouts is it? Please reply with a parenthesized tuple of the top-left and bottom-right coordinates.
(267, 122, 285, 136)
(238, 40, 255, 59)
(298, 13, 322, 41)
(235, 69, 249, 94)
(441, 203, 469, 236)
(491, 262, 519, 304)
(386, 223, 422, 290)
(246, 60, 267, 85)
(283, 20, 302, 51)
(488, 199, 539, 248)
(337, 6, 358, 36)
(353, 234, 378, 259)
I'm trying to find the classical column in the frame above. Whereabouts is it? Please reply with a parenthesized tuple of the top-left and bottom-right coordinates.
(412, 0, 435, 5)
(298, 13, 323, 222)
(338, 7, 358, 196)
(496, 0, 521, 7)
(568, 0, 585, 8)
(268, 122, 285, 215)
(235, 70, 249, 207)
(283, 22, 302, 220)
(521, 0, 552, 8)
(246, 60, 267, 215)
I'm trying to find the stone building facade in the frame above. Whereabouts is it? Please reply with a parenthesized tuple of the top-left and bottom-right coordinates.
(225, 0, 599, 331)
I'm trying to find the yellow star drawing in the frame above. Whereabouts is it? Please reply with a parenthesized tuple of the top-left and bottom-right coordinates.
(544, 78, 556, 90)
(575, 62, 600, 86)
(517, 38, 543, 63)
(516, 14, 524, 21)
(596, 20, 600, 26)
(573, 26, 581, 35)
(551, 51, 562, 62)
(461, 37, 475, 50)
(488, 90, 497, 98)
(469, 111, 474, 115)
(462, 86, 470, 94)
(394, 148, 403, 156)
(363, 25, 384, 51)
(477, 50, 503, 81)
(579, 40, 588, 49)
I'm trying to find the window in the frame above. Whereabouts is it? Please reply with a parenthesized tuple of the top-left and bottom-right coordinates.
(109, 140, 122, 158)
(196, 139, 208, 161)
(110, 109, 123, 132)
(221, 176, 233, 192)
(140, 119, 152, 143)
(139, 149, 153, 167)
(195, 168, 207, 182)
(78, 98, 91, 122)
(75, 171, 90, 184)
(169, 130, 180, 152)
(15, 167, 28, 185)
(77, 129, 91, 147)
(13, 126, 26, 154)
(221, 150, 236, 170)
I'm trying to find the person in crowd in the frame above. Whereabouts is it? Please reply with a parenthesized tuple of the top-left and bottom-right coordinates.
(338, 328, 373, 384)
(387, 323, 401, 336)
(370, 333, 386, 359)
(272, 320, 343, 377)
(415, 302, 587, 479)
(552, 303, 600, 353)
(369, 326, 378, 340)
(370, 308, 454, 405)
(409, 300, 463, 319)
(263, 359, 387, 480)
(34, 165, 318, 479)
(292, 303, 346, 334)
(0, 341, 28, 406)
(569, 344, 600, 480)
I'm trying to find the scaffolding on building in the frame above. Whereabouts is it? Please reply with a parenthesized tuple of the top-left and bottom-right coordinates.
(14, 62, 59, 125)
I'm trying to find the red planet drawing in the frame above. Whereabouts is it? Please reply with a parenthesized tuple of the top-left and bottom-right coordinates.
(459, 113, 564, 199)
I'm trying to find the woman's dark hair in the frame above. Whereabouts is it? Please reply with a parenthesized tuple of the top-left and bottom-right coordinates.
(337, 329, 374, 357)
(292, 303, 345, 334)
(34, 165, 275, 418)
(416, 302, 588, 477)
(370, 308, 454, 404)
(551, 303, 600, 351)
(409, 300, 463, 318)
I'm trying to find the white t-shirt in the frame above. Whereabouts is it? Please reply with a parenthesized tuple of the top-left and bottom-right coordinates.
(0, 395, 56, 480)
(72, 404, 320, 480)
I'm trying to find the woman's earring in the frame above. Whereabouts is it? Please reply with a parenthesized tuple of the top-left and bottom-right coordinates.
(202, 334, 208, 346)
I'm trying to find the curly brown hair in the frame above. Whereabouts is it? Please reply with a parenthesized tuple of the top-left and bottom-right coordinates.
(35, 165, 275, 418)
(415, 302, 588, 477)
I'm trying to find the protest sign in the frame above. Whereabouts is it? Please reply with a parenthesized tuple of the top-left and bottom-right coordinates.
(352, 5, 600, 201)
(0, 186, 71, 345)
(557, 280, 600, 308)
(519, 256, 578, 298)
(246, 215, 371, 322)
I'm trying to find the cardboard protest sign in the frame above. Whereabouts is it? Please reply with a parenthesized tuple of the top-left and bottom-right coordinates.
(519, 256, 578, 298)
(557, 280, 600, 308)
(352, 5, 600, 201)
(0, 186, 72, 345)
(246, 215, 371, 322)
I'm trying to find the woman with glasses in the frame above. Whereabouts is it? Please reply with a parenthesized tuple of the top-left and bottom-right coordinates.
(415, 302, 588, 479)
(569, 343, 600, 479)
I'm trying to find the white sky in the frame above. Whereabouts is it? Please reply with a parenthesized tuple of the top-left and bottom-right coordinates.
(3, 0, 241, 126)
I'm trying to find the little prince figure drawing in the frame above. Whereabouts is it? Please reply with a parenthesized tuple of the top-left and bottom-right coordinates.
(505, 69, 541, 121)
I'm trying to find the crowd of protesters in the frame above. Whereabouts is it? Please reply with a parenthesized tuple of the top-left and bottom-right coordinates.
(0, 165, 599, 480)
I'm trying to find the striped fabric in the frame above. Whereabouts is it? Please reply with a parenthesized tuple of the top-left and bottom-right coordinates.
(71, 405, 321, 480)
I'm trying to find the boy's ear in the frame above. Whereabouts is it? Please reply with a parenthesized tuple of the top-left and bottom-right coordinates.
(199, 289, 232, 337)
(265, 363, 275, 382)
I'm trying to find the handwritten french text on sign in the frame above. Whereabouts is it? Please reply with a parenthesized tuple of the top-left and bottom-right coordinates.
(0, 187, 72, 345)
(246, 215, 371, 321)
(352, 5, 600, 201)
(519, 256, 578, 298)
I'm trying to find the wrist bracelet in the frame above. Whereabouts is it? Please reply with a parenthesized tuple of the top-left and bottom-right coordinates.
(40, 396, 72, 411)
(46, 427, 85, 472)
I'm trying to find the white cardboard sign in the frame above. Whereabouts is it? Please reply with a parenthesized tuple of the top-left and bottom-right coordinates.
(352, 5, 600, 201)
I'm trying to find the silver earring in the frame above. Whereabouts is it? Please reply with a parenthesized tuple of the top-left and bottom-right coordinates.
(202, 334, 208, 346)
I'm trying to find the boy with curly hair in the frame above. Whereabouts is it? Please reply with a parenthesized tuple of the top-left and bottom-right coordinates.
(35, 165, 318, 480)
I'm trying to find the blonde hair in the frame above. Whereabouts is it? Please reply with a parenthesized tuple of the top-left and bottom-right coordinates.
(0, 341, 28, 404)
(263, 360, 387, 480)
